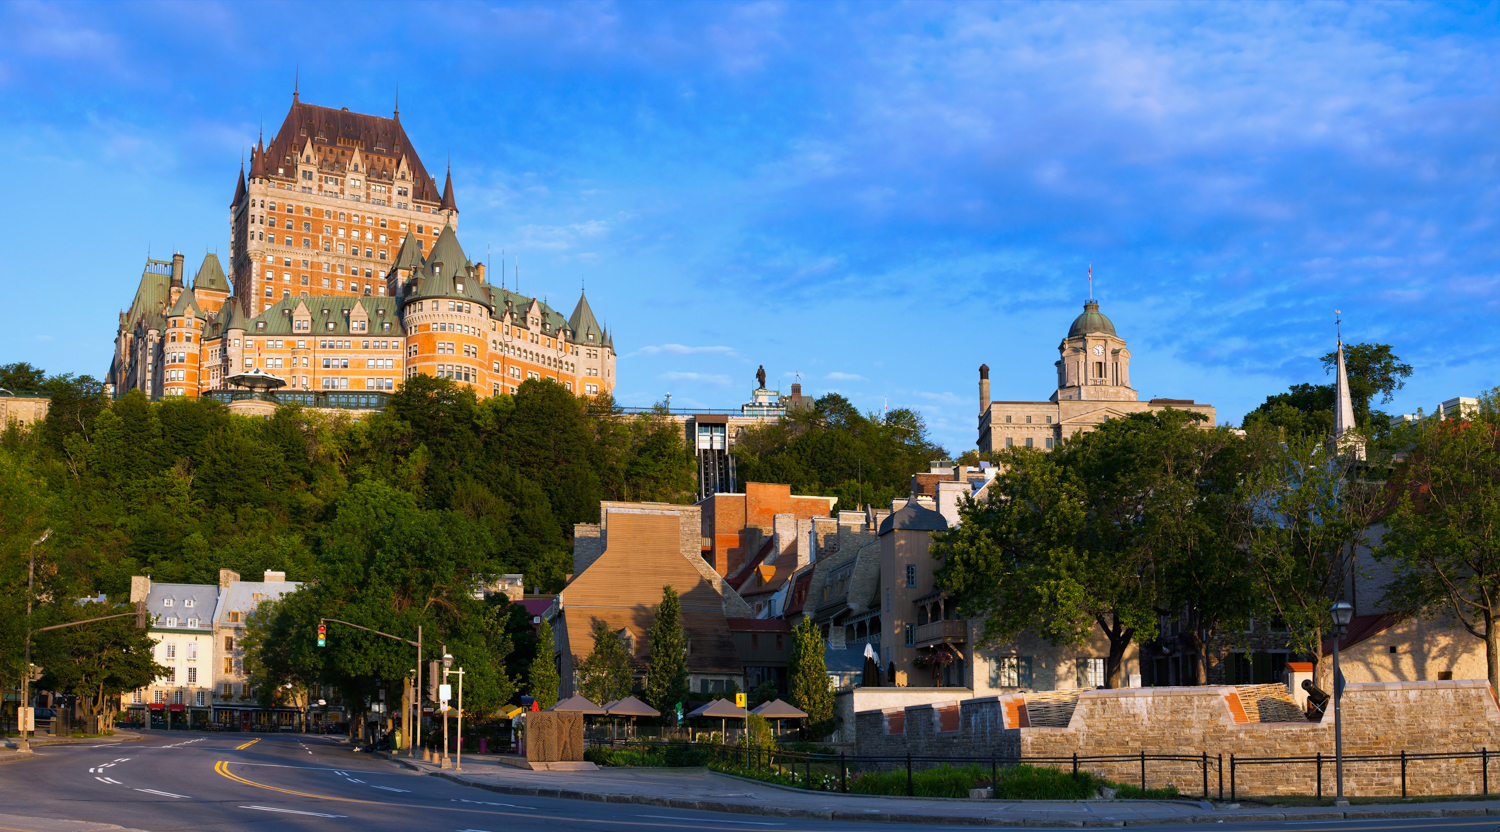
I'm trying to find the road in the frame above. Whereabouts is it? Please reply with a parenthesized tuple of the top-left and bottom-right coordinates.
(0, 733, 1491, 832)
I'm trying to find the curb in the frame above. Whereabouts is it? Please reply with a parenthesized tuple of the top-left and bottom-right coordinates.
(393, 758, 1500, 827)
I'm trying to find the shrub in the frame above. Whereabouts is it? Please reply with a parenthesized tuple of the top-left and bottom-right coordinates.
(992, 765, 1102, 800)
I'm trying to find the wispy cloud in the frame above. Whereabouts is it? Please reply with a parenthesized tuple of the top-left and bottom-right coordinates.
(630, 344, 738, 357)
(825, 371, 863, 382)
(661, 371, 731, 385)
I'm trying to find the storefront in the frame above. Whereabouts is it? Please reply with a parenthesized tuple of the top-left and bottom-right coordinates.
(212, 706, 303, 731)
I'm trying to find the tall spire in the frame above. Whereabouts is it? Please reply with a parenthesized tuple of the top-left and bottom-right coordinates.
(439, 161, 458, 213)
(394, 83, 399, 120)
(1331, 310, 1364, 459)
(293, 66, 299, 103)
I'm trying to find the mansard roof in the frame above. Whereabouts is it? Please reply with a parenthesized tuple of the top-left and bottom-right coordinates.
(567, 291, 604, 345)
(193, 253, 231, 294)
(123, 258, 175, 333)
(242, 295, 402, 337)
(405, 223, 490, 308)
(168, 289, 202, 319)
(258, 99, 441, 204)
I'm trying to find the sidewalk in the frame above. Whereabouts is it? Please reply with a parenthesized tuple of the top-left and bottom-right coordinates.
(1, 730, 144, 757)
(376, 752, 1500, 827)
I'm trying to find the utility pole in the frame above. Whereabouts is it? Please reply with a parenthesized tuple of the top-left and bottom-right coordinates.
(440, 647, 451, 768)
(18, 530, 50, 754)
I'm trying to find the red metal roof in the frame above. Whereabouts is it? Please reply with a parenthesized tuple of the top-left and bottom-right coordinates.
(1322, 612, 1405, 656)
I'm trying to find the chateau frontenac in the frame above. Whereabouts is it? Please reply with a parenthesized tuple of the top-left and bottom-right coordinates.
(108, 94, 616, 405)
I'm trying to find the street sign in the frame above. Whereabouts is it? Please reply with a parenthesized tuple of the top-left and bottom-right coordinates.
(734, 693, 746, 708)
(18, 707, 33, 732)
(439, 684, 451, 710)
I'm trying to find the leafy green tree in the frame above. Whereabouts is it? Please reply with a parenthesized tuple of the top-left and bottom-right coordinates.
(1319, 342, 1413, 428)
(529, 617, 560, 710)
(40, 373, 108, 454)
(0, 449, 51, 692)
(1238, 426, 1385, 689)
(1375, 389, 1500, 697)
(577, 619, 634, 705)
(788, 617, 834, 739)
(0, 362, 47, 392)
(35, 603, 163, 734)
(1245, 342, 1412, 439)
(734, 394, 946, 512)
(644, 585, 689, 718)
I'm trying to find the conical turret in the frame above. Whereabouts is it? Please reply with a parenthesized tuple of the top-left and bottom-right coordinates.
(232, 161, 246, 207)
(440, 166, 457, 213)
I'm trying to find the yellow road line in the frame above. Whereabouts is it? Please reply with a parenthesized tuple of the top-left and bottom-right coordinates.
(214, 760, 376, 804)
(234, 738, 259, 751)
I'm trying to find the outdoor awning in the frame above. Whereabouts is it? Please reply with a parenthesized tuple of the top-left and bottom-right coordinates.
(167, 704, 186, 712)
(605, 696, 660, 718)
(688, 699, 747, 719)
(750, 699, 806, 719)
(147, 704, 165, 711)
(549, 694, 606, 714)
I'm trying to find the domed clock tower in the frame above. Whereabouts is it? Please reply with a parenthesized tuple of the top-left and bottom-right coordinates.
(1053, 300, 1135, 403)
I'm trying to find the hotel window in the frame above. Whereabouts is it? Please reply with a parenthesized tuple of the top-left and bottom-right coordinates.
(1025, 438, 1033, 448)
(228, 611, 241, 623)
(154, 690, 164, 704)
(187, 667, 197, 684)
(222, 682, 233, 697)
(1005, 415, 1011, 423)
(1046, 438, 1054, 449)
(174, 690, 184, 705)
(166, 667, 177, 683)
(1025, 415, 1032, 424)
(187, 643, 197, 659)
(1005, 437, 1013, 448)
(224, 658, 234, 674)
(195, 691, 206, 706)
(165, 644, 176, 659)
(165, 616, 178, 627)
(132, 690, 142, 704)
(992, 656, 1033, 689)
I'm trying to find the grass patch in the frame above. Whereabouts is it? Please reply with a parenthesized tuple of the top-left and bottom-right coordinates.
(710, 759, 1183, 800)
(586, 743, 710, 768)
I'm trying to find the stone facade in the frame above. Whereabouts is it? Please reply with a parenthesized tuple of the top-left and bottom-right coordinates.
(856, 681, 1500, 798)
(0, 391, 49, 430)
(978, 300, 1215, 453)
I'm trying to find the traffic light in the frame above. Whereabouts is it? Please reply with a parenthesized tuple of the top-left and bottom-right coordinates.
(427, 661, 440, 701)
(317, 623, 326, 647)
(134, 600, 147, 629)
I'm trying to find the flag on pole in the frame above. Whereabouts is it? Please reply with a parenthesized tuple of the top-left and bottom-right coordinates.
(1088, 264, 1093, 299)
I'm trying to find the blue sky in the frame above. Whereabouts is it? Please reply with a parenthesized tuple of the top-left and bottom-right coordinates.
(2, 1, 1497, 452)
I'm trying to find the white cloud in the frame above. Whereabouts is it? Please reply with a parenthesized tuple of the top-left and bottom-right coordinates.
(661, 371, 732, 385)
(825, 371, 864, 381)
(630, 343, 738, 357)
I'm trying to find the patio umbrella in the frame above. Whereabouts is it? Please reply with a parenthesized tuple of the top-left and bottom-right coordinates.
(549, 694, 606, 714)
(605, 696, 660, 740)
(687, 698, 747, 741)
(750, 698, 806, 739)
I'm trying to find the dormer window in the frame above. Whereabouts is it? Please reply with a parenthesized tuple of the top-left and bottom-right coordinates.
(256, 322, 265, 331)
(456, 283, 464, 292)
(163, 598, 174, 607)
(184, 599, 195, 608)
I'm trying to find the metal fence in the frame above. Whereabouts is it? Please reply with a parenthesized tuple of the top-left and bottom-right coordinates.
(589, 739, 1495, 800)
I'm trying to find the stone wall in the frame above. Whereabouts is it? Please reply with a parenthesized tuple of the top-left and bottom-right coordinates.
(525, 710, 584, 763)
(835, 687, 974, 745)
(854, 681, 1500, 798)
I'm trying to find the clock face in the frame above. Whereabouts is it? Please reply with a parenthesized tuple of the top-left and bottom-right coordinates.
(1092, 345, 1105, 355)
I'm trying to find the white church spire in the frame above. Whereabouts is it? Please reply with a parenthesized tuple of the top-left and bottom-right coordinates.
(1331, 311, 1365, 459)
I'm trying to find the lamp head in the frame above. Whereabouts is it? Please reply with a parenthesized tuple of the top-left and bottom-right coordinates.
(1329, 600, 1354, 628)
(443, 652, 453, 669)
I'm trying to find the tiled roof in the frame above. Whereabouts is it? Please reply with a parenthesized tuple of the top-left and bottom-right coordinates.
(879, 501, 949, 535)
(242, 295, 402, 337)
(144, 582, 218, 632)
(211, 579, 302, 626)
(259, 99, 440, 203)
(1322, 613, 1404, 656)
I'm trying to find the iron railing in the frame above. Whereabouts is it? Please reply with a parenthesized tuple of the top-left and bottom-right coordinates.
(588, 739, 1494, 801)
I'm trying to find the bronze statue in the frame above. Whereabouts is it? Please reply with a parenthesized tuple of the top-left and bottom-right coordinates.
(756, 365, 767, 389)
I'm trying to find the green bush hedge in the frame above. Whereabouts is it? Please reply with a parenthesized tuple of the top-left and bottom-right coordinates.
(712, 758, 1181, 801)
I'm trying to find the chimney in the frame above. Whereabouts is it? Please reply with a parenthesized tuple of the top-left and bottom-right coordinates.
(130, 575, 152, 604)
(771, 513, 797, 563)
(171, 253, 185, 288)
(979, 364, 990, 415)
(791, 383, 801, 397)
(263, 570, 286, 583)
(219, 569, 240, 590)
(475, 262, 486, 283)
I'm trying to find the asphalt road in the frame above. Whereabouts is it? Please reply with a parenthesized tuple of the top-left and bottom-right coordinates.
(0, 733, 1492, 832)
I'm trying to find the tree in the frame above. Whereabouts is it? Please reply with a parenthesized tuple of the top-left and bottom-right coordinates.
(937, 416, 1172, 688)
(1238, 427, 1385, 689)
(577, 619, 633, 706)
(1375, 389, 1500, 697)
(35, 603, 162, 734)
(788, 617, 834, 739)
(0, 362, 47, 392)
(644, 585, 689, 718)
(528, 618, 559, 710)
(1319, 342, 1413, 428)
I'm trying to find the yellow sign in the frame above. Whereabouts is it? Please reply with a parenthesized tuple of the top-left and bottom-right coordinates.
(734, 693, 747, 708)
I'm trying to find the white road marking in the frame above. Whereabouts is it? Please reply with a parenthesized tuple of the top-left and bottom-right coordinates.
(135, 788, 190, 799)
(347, 778, 364, 783)
(89, 768, 97, 773)
(115, 758, 130, 762)
(371, 785, 410, 793)
(242, 806, 346, 818)
(96, 777, 122, 784)
(637, 816, 786, 827)
(453, 798, 536, 809)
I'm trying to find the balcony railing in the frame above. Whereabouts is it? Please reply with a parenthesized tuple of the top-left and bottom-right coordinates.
(205, 390, 391, 410)
(915, 619, 967, 648)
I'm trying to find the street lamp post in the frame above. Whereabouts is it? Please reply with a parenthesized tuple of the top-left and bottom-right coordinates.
(1329, 600, 1354, 805)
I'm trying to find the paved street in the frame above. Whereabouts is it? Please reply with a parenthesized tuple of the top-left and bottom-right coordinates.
(0, 733, 1494, 832)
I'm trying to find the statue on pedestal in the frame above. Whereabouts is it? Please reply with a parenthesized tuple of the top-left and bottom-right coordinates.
(755, 365, 767, 390)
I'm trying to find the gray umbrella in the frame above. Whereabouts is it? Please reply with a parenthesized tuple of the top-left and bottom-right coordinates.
(549, 694, 606, 715)
(688, 698, 747, 741)
(750, 698, 806, 739)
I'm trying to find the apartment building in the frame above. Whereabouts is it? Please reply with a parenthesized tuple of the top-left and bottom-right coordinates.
(211, 569, 303, 730)
(125, 577, 218, 728)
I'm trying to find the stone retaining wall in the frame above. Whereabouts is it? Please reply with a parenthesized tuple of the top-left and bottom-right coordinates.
(854, 680, 1500, 797)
